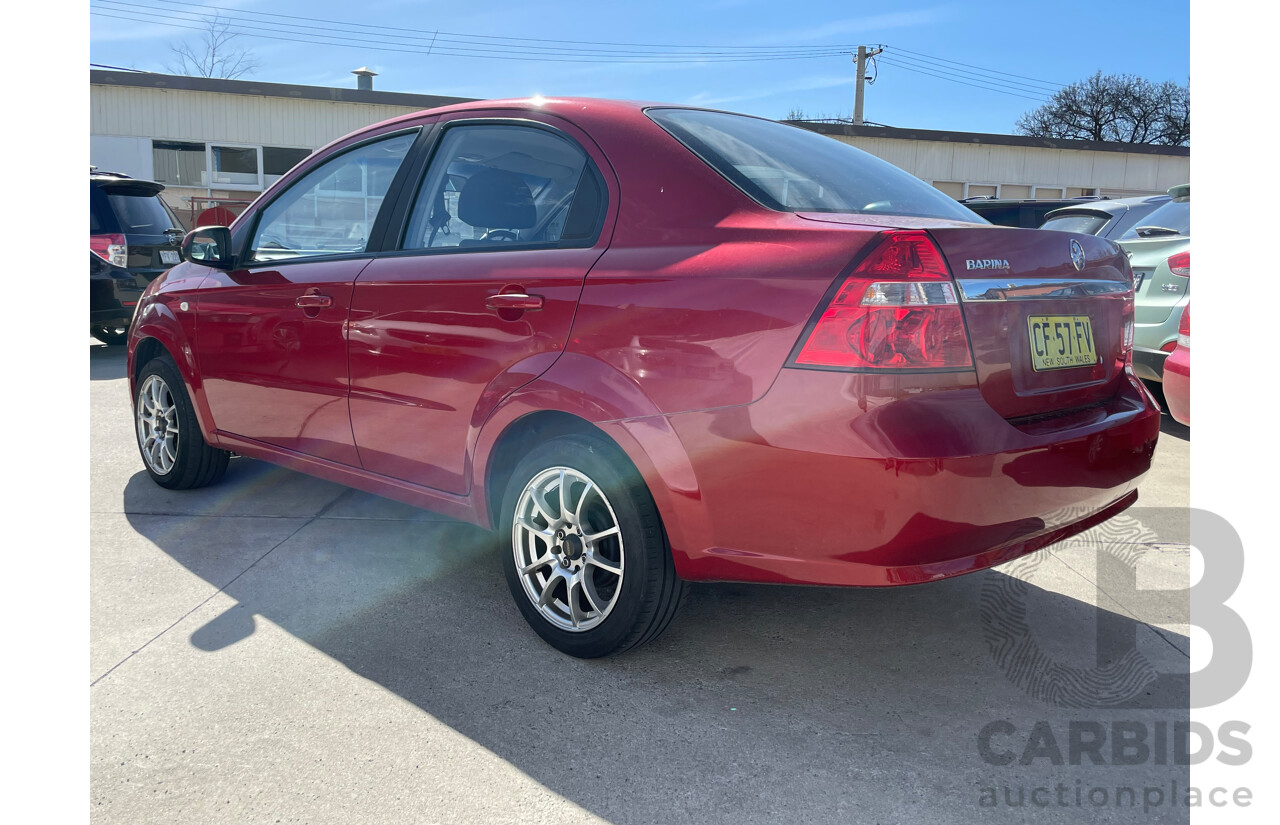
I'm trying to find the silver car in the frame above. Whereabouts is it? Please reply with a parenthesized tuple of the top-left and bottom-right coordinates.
(1039, 194, 1172, 240)
(1114, 185, 1190, 382)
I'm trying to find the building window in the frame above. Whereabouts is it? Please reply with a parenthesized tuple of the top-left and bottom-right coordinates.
(964, 183, 999, 199)
(210, 144, 260, 188)
(264, 147, 312, 186)
(1033, 186, 1066, 199)
(152, 140, 206, 187)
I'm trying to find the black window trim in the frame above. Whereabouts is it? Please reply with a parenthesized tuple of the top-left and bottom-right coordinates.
(376, 116, 610, 261)
(233, 124, 426, 269)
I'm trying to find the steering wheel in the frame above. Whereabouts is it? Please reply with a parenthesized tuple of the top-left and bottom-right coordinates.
(481, 229, 519, 242)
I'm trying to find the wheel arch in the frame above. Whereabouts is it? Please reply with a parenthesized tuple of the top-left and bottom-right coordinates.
(129, 324, 218, 445)
(473, 354, 711, 577)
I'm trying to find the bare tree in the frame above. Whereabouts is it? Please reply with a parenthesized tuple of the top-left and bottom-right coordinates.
(1016, 72, 1189, 146)
(168, 14, 260, 79)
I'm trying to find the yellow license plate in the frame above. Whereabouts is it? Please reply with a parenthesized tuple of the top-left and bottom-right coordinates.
(1027, 315, 1098, 371)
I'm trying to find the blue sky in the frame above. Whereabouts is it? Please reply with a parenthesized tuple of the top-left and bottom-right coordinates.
(89, 0, 1190, 134)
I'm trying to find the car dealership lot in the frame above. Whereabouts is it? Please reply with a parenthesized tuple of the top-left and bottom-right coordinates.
(90, 342, 1192, 824)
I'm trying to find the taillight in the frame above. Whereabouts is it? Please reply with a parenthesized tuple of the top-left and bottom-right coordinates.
(793, 231, 973, 370)
(1168, 250, 1189, 277)
(90, 233, 128, 268)
(1177, 304, 1190, 348)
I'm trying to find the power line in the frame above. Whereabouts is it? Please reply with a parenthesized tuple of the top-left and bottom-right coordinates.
(91, 0, 862, 60)
(89, 7, 859, 62)
(877, 58, 1049, 102)
(878, 55, 1057, 98)
(883, 53, 1060, 96)
(126, 0, 864, 51)
(884, 45, 1067, 89)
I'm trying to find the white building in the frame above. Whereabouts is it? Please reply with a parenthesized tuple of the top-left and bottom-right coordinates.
(90, 69, 1188, 227)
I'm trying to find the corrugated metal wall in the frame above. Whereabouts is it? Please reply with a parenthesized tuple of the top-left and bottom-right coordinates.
(91, 83, 1189, 201)
(91, 85, 425, 149)
(831, 135, 1188, 195)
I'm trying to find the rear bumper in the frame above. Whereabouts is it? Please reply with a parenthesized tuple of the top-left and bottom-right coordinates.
(90, 277, 143, 327)
(1163, 347, 1190, 425)
(660, 369, 1160, 587)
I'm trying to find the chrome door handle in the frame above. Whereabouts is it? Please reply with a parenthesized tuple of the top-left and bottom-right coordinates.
(485, 293, 544, 311)
(295, 294, 332, 308)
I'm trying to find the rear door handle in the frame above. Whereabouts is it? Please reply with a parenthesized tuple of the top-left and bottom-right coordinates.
(295, 294, 332, 308)
(485, 293, 544, 311)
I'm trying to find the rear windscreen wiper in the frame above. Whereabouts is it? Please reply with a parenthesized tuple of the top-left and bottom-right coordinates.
(1134, 226, 1182, 237)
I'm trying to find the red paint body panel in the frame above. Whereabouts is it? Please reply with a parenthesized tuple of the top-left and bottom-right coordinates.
(196, 259, 370, 466)
(349, 247, 602, 492)
(127, 97, 1162, 590)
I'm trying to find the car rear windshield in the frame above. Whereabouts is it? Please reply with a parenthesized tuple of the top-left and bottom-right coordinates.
(1118, 198, 1190, 240)
(647, 108, 981, 222)
(1039, 212, 1110, 235)
(107, 191, 182, 235)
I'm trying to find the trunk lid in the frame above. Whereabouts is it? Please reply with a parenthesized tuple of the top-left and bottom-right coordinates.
(928, 226, 1133, 421)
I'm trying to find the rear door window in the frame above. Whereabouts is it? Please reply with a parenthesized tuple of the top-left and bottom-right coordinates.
(402, 124, 595, 251)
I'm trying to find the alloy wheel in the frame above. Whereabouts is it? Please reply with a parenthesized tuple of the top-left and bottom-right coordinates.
(136, 374, 180, 475)
(512, 466, 625, 632)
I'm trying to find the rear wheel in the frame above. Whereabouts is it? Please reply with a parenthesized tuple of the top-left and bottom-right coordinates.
(135, 355, 230, 489)
(91, 325, 129, 345)
(500, 434, 686, 658)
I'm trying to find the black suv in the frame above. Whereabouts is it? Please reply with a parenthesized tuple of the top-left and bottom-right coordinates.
(90, 170, 186, 344)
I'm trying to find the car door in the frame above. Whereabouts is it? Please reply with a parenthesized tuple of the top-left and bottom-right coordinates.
(196, 128, 420, 465)
(348, 117, 613, 493)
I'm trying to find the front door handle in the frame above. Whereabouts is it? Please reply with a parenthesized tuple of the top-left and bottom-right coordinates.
(295, 294, 332, 309)
(485, 293, 544, 311)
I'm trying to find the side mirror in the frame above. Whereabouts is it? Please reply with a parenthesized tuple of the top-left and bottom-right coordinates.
(181, 226, 235, 270)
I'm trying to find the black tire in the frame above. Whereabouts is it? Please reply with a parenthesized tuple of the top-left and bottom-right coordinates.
(500, 434, 687, 658)
(134, 354, 230, 490)
(92, 325, 129, 346)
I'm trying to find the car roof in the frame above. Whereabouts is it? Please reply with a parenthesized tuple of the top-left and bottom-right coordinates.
(1042, 194, 1171, 220)
(91, 168, 166, 194)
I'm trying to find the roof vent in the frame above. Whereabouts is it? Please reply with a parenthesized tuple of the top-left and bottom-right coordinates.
(352, 67, 377, 92)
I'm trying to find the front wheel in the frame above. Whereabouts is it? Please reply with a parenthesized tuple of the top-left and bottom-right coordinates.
(135, 355, 230, 489)
(500, 435, 686, 658)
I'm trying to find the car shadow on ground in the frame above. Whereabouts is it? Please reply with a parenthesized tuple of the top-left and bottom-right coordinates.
(121, 466, 1191, 824)
(1160, 413, 1190, 442)
(90, 342, 128, 381)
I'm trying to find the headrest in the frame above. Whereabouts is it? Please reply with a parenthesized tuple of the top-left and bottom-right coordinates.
(458, 169, 536, 229)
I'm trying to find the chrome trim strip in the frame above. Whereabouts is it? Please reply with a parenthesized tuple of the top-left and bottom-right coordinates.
(956, 277, 1131, 302)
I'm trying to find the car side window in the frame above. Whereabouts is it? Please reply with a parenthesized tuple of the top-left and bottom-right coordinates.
(249, 132, 416, 262)
(402, 125, 595, 251)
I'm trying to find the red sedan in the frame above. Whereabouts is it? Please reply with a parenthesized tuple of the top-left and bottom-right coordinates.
(128, 98, 1160, 657)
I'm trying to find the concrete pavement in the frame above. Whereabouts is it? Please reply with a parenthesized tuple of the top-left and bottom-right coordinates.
(90, 342, 1192, 824)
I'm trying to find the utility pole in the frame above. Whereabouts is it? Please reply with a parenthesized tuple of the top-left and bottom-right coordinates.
(853, 45, 883, 126)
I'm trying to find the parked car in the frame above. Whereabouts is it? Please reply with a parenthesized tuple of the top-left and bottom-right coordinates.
(1163, 304, 1190, 425)
(1038, 194, 1172, 240)
(127, 99, 1160, 657)
(958, 196, 1100, 228)
(1114, 185, 1190, 381)
(90, 169, 186, 344)
(90, 252, 145, 345)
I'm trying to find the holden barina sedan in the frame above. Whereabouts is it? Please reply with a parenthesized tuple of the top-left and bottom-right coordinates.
(128, 98, 1161, 658)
